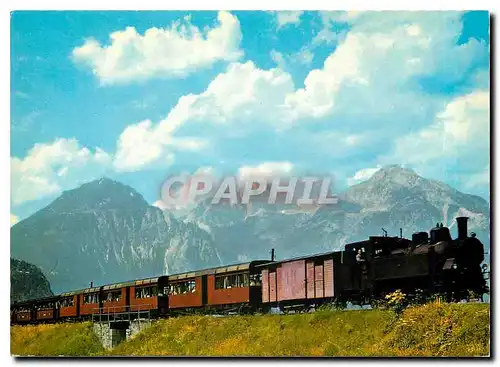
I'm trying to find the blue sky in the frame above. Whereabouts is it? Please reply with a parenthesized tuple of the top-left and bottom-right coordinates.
(11, 10, 490, 223)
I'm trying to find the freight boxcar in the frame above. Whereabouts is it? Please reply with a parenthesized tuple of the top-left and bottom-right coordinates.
(258, 252, 338, 311)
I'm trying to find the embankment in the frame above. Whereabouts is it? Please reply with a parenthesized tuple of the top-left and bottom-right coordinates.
(11, 302, 490, 357)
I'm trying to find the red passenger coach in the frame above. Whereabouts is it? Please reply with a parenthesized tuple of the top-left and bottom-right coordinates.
(166, 261, 268, 313)
(204, 260, 268, 312)
(258, 252, 337, 311)
(79, 286, 101, 316)
(167, 271, 203, 310)
(34, 296, 59, 322)
(101, 282, 130, 313)
(11, 301, 33, 323)
(59, 291, 79, 318)
(129, 276, 168, 316)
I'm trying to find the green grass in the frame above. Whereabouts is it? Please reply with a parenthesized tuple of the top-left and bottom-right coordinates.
(11, 322, 104, 357)
(11, 302, 490, 357)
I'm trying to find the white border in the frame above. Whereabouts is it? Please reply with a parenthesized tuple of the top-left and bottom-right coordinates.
(2, 1, 497, 366)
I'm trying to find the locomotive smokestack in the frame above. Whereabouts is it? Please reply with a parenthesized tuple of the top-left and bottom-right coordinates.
(270, 248, 275, 262)
(456, 217, 469, 240)
(90, 281, 93, 288)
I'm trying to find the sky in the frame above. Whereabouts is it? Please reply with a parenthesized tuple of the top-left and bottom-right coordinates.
(10, 10, 490, 223)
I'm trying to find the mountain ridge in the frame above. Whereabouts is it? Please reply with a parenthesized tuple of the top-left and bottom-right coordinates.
(10, 166, 490, 293)
(11, 258, 54, 302)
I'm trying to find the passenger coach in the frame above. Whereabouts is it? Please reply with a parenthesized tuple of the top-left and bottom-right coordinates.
(167, 260, 268, 313)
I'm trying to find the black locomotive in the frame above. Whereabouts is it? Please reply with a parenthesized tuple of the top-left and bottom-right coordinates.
(332, 216, 489, 304)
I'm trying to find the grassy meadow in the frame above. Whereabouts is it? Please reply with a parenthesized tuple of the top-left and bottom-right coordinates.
(11, 302, 490, 357)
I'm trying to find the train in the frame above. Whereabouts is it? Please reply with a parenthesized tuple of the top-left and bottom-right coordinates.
(11, 216, 489, 324)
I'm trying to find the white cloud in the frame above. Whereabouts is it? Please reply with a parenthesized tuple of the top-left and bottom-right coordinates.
(113, 119, 173, 171)
(312, 11, 351, 46)
(113, 92, 207, 172)
(72, 11, 242, 84)
(187, 62, 294, 126)
(238, 162, 294, 181)
(347, 165, 382, 186)
(466, 165, 490, 189)
(113, 61, 294, 172)
(385, 90, 489, 166)
(15, 91, 29, 99)
(271, 47, 314, 70)
(113, 11, 488, 175)
(284, 33, 369, 119)
(270, 49, 286, 69)
(11, 138, 112, 205)
(275, 11, 304, 30)
(10, 214, 19, 226)
(312, 27, 340, 46)
(376, 89, 490, 195)
(295, 48, 314, 66)
(286, 12, 486, 122)
(14, 12, 487, 207)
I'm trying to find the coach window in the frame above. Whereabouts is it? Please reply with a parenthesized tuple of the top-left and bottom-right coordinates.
(61, 297, 74, 307)
(215, 275, 228, 289)
(83, 293, 99, 304)
(104, 290, 121, 302)
(250, 273, 262, 286)
(160, 286, 168, 296)
(167, 284, 175, 295)
(135, 286, 158, 299)
(186, 280, 196, 293)
(235, 273, 249, 287)
(215, 273, 249, 289)
(37, 302, 54, 309)
(168, 280, 195, 295)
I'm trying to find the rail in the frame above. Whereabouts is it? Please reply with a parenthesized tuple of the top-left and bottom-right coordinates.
(91, 304, 152, 324)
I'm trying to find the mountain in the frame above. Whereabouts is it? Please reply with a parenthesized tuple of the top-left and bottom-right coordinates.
(309, 165, 489, 254)
(10, 166, 490, 294)
(180, 165, 490, 262)
(11, 258, 53, 302)
(10, 178, 222, 293)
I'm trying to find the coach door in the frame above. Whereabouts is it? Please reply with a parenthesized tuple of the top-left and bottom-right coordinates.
(202, 275, 208, 305)
(126, 286, 131, 312)
(76, 294, 81, 317)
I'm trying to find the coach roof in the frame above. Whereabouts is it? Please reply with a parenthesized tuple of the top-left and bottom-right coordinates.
(254, 250, 340, 268)
(168, 260, 269, 280)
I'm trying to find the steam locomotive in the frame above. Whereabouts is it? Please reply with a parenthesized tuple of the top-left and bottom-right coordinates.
(11, 216, 489, 324)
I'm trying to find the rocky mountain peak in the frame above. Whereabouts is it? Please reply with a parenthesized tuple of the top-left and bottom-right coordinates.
(368, 165, 423, 187)
(11, 177, 223, 292)
(44, 177, 148, 213)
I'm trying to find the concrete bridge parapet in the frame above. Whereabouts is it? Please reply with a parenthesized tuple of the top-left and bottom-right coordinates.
(93, 319, 152, 349)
